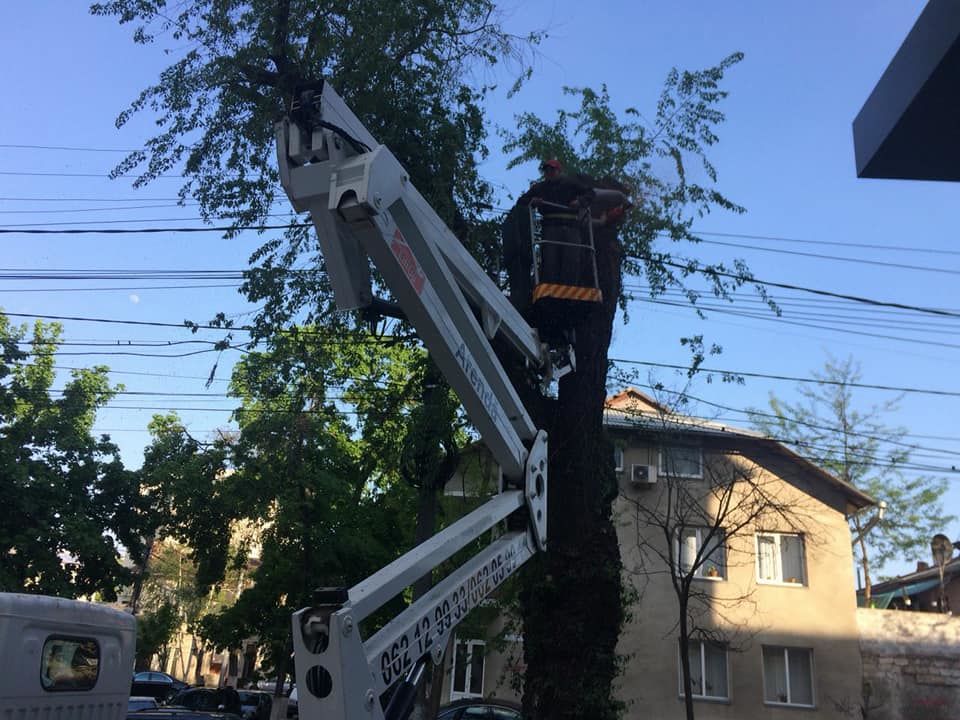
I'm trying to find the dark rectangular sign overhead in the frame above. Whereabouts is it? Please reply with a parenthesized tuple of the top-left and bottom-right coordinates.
(854, 0, 960, 181)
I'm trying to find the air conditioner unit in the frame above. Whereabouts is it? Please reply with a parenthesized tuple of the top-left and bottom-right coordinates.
(630, 464, 657, 487)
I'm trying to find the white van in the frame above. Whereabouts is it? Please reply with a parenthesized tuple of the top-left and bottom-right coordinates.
(0, 593, 136, 720)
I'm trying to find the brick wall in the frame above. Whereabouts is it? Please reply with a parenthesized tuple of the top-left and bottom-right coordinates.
(857, 608, 960, 720)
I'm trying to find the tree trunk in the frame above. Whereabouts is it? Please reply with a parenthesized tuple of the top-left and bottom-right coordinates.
(519, 218, 626, 720)
(129, 535, 155, 615)
(854, 516, 872, 604)
(195, 647, 206, 686)
(678, 598, 696, 720)
(410, 482, 445, 720)
(410, 364, 460, 720)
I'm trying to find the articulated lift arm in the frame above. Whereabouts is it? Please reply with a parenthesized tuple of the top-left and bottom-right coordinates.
(275, 81, 556, 720)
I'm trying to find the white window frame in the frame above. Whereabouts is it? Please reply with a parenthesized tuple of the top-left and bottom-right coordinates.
(674, 527, 726, 581)
(677, 639, 730, 701)
(613, 445, 624, 472)
(761, 646, 815, 708)
(658, 446, 703, 479)
(449, 638, 485, 701)
(755, 532, 806, 586)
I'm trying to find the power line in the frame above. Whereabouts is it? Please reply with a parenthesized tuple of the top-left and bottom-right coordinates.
(0, 222, 300, 235)
(631, 255, 960, 319)
(1, 310, 248, 331)
(53, 363, 229, 384)
(0, 203, 195, 215)
(6, 306, 960, 392)
(632, 295, 960, 351)
(0, 283, 240, 293)
(689, 229, 960, 257)
(0, 310, 396, 345)
(2, 215, 955, 321)
(0, 170, 186, 179)
(50, 346, 249, 359)
(0, 214, 289, 228)
(623, 385, 959, 474)
(0, 196, 187, 202)
(694, 237, 960, 276)
(612, 358, 960, 398)
(632, 293, 960, 333)
(0, 269, 249, 278)
(18, 339, 231, 348)
(633, 284, 960, 318)
(0, 143, 134, 153)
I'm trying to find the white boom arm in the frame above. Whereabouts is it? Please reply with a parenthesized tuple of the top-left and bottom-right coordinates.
(275, 81, 553, 720)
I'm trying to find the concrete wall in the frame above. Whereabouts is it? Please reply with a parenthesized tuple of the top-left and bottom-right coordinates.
(858, 608, 960, 720)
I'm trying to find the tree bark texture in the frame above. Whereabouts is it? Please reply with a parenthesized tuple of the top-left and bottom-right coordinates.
(519, 216, 626, 720)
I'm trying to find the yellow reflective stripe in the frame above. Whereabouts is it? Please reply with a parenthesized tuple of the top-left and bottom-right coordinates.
(532, 283, 603, 303)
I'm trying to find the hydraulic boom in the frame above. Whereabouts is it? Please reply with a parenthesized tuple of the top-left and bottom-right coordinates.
(275, 81, 558, 720)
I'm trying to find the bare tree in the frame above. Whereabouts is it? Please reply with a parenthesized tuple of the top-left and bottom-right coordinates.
(617, 397, 823, 720)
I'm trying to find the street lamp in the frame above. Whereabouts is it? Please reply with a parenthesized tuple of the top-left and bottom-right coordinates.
(931, 534, 953, 613)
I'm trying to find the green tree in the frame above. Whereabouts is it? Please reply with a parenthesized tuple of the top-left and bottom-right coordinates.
(0, 313, 141, 599)
(500, 58, 750, 720)
(135, 601, 179, 671)
(749, 356, 954, 600)
(93, 2, 535, 710)
(195, 328, 426, 689)
(133, 412, 232, 603)
(95, 3, 754, 717)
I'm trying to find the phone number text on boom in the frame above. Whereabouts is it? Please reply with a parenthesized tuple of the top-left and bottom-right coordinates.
(378, 536, 525, 687)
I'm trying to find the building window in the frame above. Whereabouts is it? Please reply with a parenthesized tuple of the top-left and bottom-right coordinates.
(659, 446, 703, 479)
(763, 646, 814, 707)
(450, 638, 485, 700)
(756, 533, 806, 585)
(678, 640, 728, 701)
(613, 445, 624, 472)
(676, 527, 725, 580)
(41, 636, 100, 691)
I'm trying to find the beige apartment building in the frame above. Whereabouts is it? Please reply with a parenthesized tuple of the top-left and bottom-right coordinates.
(441, 389, 875, 719)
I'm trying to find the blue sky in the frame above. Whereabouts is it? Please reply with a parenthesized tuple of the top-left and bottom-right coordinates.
(1, 1, 956, 577)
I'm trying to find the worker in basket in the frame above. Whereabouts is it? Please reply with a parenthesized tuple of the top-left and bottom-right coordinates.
(517, 159, 596, 294)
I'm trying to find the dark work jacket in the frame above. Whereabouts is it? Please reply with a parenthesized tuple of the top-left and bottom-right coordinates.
(517, 176, 595, 226)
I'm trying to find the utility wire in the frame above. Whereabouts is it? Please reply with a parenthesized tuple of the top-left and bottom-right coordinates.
(0, 203, 197, 215)
(0, 196, 188, 202)
(689, 229, 960, 257)
(6, 308, 960, 394)
(630, 255, 960, 319)
(612, 358, 960, 399)
(40, 358, 960, 444)
(633, 295, 960, 351)
(631, 294, 960, 333)
(694, 238, 960, 276)
(0, 310, 401, 345)
(0, 170, 186, 179)
(0, 213, 288, 228)
(627, 384, 960, 473)
(2, 217, 955, 319)
(0, 143, 134, 152)
(0, 222, 300, 235)
(0, 283, 240, 293)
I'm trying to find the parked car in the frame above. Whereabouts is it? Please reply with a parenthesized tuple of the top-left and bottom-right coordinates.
(437, 699, 522, 720)
(131, 671, 189, 703)
(127, 709, 241, 720)
(167, 687, 243, 716)
(134, 671, 189, 688)
(129, 696, 160, 712)
(237, 690, 272, 720)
